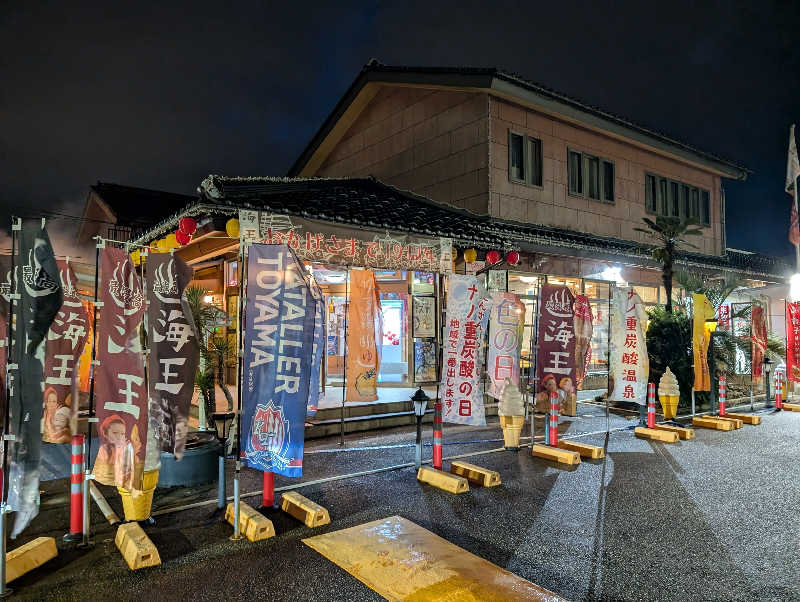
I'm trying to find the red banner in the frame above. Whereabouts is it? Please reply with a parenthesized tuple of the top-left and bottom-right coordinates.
(787, 302, 800, 382)
(752, 304, 767, 381)
(43, 261, 89, 443)
(717, 304, 731, 332)
(92, 248, 147, 491)
(535, 284, 577, 416)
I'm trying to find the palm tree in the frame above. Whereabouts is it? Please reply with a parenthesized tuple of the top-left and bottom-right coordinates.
(634, 216, 703, 313)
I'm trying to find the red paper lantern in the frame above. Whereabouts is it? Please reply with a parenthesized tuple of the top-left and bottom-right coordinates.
(486, 249, 502, 264)
(178, 217, 197, 235)
(506, 250, 520, 266)
(176, 230, 192, 246)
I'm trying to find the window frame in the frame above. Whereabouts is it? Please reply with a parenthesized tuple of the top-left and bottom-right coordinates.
(644, 171, 711, 226)
(567, 147, 615, 204)
(507, 129, 543, 189)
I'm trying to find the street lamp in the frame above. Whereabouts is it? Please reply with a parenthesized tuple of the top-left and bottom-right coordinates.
(411, 388, 430, 470)
(763, 357, 773, 407)
(211, 411, 235, 510)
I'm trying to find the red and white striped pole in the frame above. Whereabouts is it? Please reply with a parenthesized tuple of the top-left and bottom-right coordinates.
(548, 391, 559, 447)
(64, 434, 84, 542)
(647, 382, 656, 428)
(262, 471, 274, 508)
(432, 400, 443, 470)
(775, 371, 783, 410)
(718, 374, 727, 417)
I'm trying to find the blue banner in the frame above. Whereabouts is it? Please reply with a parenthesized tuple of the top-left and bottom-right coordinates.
(307, 293, 324, 418)
(242, 244, 315, 477)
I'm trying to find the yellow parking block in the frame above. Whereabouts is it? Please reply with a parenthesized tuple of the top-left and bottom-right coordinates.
(635, 427, 679, 443)
(692, 417, 733, 431)
(449, 461, 501, 487)
(531, 443, 581, 466)
(280, 491, 331, 528)
(652, 424, 695, 440)
(114, 523, 161, 570)
(782, 402, 800, 412)
(723, 412, 762, 425)
(557, 439, 605, 459)
(303, 516, 566, 601)
(6, 537, 57, 583)
(225, 501, 276, 541)
(714, 416, 743, 429)
(417, 466, 469, 494)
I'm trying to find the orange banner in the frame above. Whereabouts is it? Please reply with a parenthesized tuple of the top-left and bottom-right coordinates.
(346, 270, 382, 402)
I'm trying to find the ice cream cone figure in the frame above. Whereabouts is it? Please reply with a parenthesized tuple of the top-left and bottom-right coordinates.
(499, 378, 525, 450)
(658, 367, 680, 419)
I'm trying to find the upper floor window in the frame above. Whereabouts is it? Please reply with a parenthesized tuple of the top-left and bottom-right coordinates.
(508, 131, 542, 187)
(645, 173, 710, 226)
(568, 148, 614, 203)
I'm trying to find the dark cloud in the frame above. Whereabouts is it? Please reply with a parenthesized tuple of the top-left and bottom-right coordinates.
(1, 1, 798, 258)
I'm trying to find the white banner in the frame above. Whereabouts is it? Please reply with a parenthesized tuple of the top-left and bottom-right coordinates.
(609, 287, 649, 405)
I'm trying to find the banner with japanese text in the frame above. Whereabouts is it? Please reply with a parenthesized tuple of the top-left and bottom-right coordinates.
(441, 275, 492, 426)
(692, 293, 715, 391)
(307, 292, 324, 417)
(787, 302, 800, 382)
(717, 304, 731, 332)
(346, 270, 382, 402)
(573, 294, 593, 387)
(92, 247, 147, 492)
(8, 220, 62, 538)
(752, 304, 767, 381)
(43, 261, 89, 443)
(239, 210, 453, 273)
(535, 284, 577, 415)
(242, 244, 316, 477)
(0, 255, 11, 426)
(486, 292, 525, 400)
(609, 287, 648, 404)
(146, 254, 199, 460)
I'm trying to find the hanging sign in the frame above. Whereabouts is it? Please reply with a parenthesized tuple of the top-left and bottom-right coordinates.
(42, 261, 89, 443)
(535, 284, 577, 415)
(346, 270, 383, 402)
(609, 287, 649, 404)
(787, 302, 800, 382)
(441, 275, 492, 425)
(237, 211, 452, 273)
(486, 292, 525, 400)
(692, 293, 715, 391)
(92, 248, 147, 492)
(752, 304, 767, 381)
(146, 254, 200, 460)
(7, 220, 62, 538)
(242, 244, 316, 477)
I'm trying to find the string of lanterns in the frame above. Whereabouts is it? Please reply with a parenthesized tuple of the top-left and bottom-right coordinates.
(458, 248, 520, 266)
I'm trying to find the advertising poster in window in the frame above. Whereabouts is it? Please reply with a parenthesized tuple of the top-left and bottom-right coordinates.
(441, 275, 492, 426)
(413, 339, 437, 383)
(608, 287, 648, 404)
(535, 284, 577, 415)
(486, 292, 525, 400)
(412, 295, 435, 338)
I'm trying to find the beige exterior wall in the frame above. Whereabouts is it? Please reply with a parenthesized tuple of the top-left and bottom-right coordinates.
(489, 97, 724, 256)
(315, 86, 490, 214)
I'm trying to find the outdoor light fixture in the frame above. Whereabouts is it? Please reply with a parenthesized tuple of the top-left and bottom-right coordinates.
(791, 274, 800, 301)
(204, 295, 214, 304)
(211, 411, 235, 510)
(411, 388, 430, 470)
(763, 357, 773, 406)
(601, 266, 624, 283)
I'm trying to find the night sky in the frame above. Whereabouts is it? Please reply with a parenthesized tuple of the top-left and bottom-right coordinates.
(2, 1, 799, 259)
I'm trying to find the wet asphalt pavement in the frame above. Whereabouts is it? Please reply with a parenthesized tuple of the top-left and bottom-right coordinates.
(11, 403, 800, 601)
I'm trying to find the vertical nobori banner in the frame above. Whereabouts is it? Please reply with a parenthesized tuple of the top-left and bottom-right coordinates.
(92, 247, 147, 492)
(147, 254, 199, 460)
(346, 270, 383, 402)
(441, 274, 492, 426)
(0, 255, 11, 421)
(43, 261, 89, 444)
(609, 287, 649, 404)
(787, 302, 800, 382)
(8, 220, 62, 538)
(751, 304, 767, 381)
(535, 284, 577, 415)
(573, 294, 593, 388)
(692, 293, 715, 391)
(307, 292, 324, 418)
(242, 244, 315, 478)
(486, 292, 525, 401)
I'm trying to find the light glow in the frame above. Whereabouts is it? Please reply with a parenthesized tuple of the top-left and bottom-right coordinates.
(790, 273, 800, 302)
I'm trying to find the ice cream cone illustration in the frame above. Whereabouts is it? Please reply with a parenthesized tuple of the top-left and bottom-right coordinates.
(658, 367, 680, 419)
(499, 378, 525, 450)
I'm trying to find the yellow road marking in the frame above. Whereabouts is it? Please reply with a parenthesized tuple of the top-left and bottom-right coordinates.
(303, 516, 565, 601)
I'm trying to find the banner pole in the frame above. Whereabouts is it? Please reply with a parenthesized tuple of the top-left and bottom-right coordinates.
(232, 239, 247, 540)
(82, 242, 101, 547)
(0, 218, 19, 598)
(340, 267, 349, 448)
